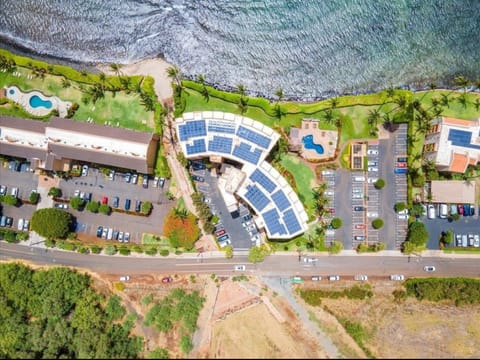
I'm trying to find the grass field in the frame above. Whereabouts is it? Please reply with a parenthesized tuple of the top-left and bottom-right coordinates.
(279, 154, 316, 216)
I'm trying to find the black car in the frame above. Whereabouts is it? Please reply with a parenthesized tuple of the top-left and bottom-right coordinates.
(159, 177, 165, 188)
(5, 217, 13, 227)
(192, 175, 205, 182)
(243, 214, 252, 222)
(135, 200, 141, 212)
(125, 198, 131, 211)
(353, 206, 364, 211)
(142, 176, 149, 189)
(112, 230, 119, 241)
(113, 196, 119, 208)
(85, 192, 92, 202)
(96, 226, 103, 238)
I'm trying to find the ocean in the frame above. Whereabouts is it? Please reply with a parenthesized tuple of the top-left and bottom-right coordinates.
(0, 0, 479, 100)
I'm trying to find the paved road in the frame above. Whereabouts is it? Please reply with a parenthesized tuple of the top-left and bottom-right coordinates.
(1, 242, 479, 279)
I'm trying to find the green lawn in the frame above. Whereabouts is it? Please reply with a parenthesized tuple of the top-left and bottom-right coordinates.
(279, 154, 316, 217)
(414, 90, 480, 120)
(0, 66, 154, 131)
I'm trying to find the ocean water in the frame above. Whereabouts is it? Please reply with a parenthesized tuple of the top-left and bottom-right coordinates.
(0, 0, 479, 99)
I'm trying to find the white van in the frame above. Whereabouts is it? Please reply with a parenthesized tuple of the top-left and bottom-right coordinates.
(107, 228, 113, 240)
(439, 204, 448, 219)
(353, 176, 365, 182)
(427, 204, 436, 219)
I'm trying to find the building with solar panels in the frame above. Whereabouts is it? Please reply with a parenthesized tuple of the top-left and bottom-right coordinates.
(175, 111, 309, 240)
(424, 117, 480, 173)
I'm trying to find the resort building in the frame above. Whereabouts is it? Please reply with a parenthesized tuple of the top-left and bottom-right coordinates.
(423, 117, 480, 173)
(175, 111, 309, 240)
(0, 115, 159, 174)
(430, 180, 477, 205)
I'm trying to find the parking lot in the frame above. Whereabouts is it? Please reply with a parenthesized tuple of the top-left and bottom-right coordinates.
(392, 124, 408, 249)
(60, 167, 174, 243)
(190, 161, 258, 250)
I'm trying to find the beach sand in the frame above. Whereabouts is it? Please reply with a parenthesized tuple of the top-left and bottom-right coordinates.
(97, 57, 174, 102)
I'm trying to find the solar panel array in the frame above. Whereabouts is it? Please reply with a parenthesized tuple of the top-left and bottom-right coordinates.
(244, 185, 270, 211)
(448, 129, 480, 150)
(250, 169, 276, 193)
(186, 139, 206, 155)
(237, 125, 271, 149)
(262, 208, 286, 236)
(271, 190, 291, 211)
(179, 120, 206, 141)
(208, 120, 236, 134)
(232, 142, 262, 164)
(208, 136, 233, 154)
(283, 209, 302, 234)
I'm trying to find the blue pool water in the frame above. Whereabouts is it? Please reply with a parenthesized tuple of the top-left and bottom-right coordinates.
(9, 89, 14, 95)
(29, 95, 52, 109)
(302, 135, 324, 155)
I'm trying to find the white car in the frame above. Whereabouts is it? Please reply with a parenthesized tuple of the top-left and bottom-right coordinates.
(108, 170, 115, 181)
(367, 211, 379, 218)
(322, 170, 334, 176)
(324, 190, 334, 197)
(354, 274, 368, 281)
(81, 165, 89, 177)
(153, 176, 159, 187)
(367, 177, 378, 184)
(329, 275, 340, 281)
(398, 214, 408, 220)
(303, 257, 318, 263)
(352, 193, 363, 199)
(423, 266, 436, 272)
(474, 234, 480, 248)
(17, 218, 24, 231)
(23, 219, 29, 231)
(390, 274, 405, 281)
(119, 275, 130, 282)
(219, 239, 231, 248)
(234, 265, 246, 271)
(368, 167, 378, 172)
(367, 149, 379, 155)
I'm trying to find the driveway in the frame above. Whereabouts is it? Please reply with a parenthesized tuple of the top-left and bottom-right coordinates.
(422, 214, 480, 249)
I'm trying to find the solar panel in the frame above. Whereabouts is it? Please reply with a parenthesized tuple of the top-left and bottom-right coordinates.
(448, 129, 480, 150)
(178, 120, 207, 141)
(232, 142, 262, 164)
(237, 125, 271, 149)
(283, 209, 302, 234)
(262, 208, 286, 236)
(244, 185, 270, 211)
(208, 120, 236, 134)
(250, 169, 276, 193)
(208, 136, 233, 154)
(271, 190, 291, 211)
(186, 139, 206, 155)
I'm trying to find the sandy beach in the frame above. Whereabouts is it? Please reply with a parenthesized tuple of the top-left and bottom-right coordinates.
(97, 57, 174, 103)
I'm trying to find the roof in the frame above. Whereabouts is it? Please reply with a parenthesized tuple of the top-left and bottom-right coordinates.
(48, 143, 152, 173)
(0, 142, 47, 160)
(442, 117, 477, 128)
(430, 180, 477, 204)
(0, 115, 47, 133)
(449, 153, 469, 173)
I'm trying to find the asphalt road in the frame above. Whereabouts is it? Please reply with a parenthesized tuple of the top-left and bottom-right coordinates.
(1, 242, 479, 280)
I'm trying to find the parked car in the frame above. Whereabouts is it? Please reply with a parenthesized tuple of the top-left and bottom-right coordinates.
(23, 219, 29, 231)
(217, 234, 230, 242)
(458, 204, 464, 215)
(215, 229, 226, 237)
(450, 204, 457, 215)
(124, 232, 130, 242)
(108, 170, 115, 181)
(367, 211, 379, 218)
(112, 230, 119, 241)
(243, 214, 253, 222)
(234, 265, 246, 271)
(142, 176, 149, 189)
(101, 227, 108, 239)
(162, 276, 173, 283)
(96, 226, 103, 238)
(54, 203, 68, 209)
(462, 234, 468, 247)
(397, 157, 408, 162)
(125, 198, 131, 211)
(353, 206, 365, 211)
(325, 190, 334, 197)
(153, 176, 159, 187)
(470, 205, 475, 216)
(10, 187, 18, 198)
(367, 149, 379, 155)
(352, 193, 363, 199)
(368, 167, 378, 172)
(251, 234, 261, 243)
(219, 239, 231, 247)
(5, 217, 12, 227)
(303, 257, 318, 263)
(131, 173, 138, 184)
(367, 177, 378, 184)
(367, 161, 378, 166)
(352, 188, 363, 194)
(423, 266, 436, 272)
(468, 234, 474, 247)
(192, 175, 205, 182)
(311, 276, 322, 281)
(0, 216, 6, 227)
(427, 204, 436, 219)
(135, 200, 141, 212)
(17, 218, 24, 231)
(354, 235, 365, 241)
(119, 275, 130, 282)
(118, 231, 124, 242)
(101, 196, 108, 205)
(390, 274, 405, 281)
(397, 162, 408, 168)
(74, 189, 80, 198)
(159, 177, 165, 188)
(456, 233, 462, 247)
(474, 234, 480, 248)
(394, 168, 407, 174)
(0, 185, 7, 195)
(329, 275, 340, 281)
(354, 224, 366, 229)
(85, 192, 92, 202)
(113, 196, 119, 208)
(463, 204, 470, 217)
(125, 173, 132, 183)
(81, 165, 89, 176)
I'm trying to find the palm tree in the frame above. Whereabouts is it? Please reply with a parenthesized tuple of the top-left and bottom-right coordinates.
(61, 78, 71, 89)
(454, 74, 469, 93)
(166, 65, 182, 86)
(367, 108, 382, 128)
(196, 74, 206, 85)
(119, 76, 132, 92)
(474, 98, 480, 112)
(457, 94, 467, 109)
(200, 86, 210, 101)
(236, 83, 247, 96)
(98, 71, 107, 91)
(238, 96, 248, 114)
(323, 109, 334, 126)
(109, 63, 123, 77)
(440, 93, 450, 108)
(329, 97, 339, 109)
(173, 206, 188, 220)
(385, 85, 395, 99)
(275, 87, 284, 102)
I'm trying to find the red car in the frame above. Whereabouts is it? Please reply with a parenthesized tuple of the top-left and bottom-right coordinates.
(458, 204, 464, 215)
(101, 196, 108, 204)
(354, 224, 366, 230)
(397, 162, 408, 168)
(162, 276, 173, 283)
(216, 229, 226, 237)
(329, 208, 335, 214)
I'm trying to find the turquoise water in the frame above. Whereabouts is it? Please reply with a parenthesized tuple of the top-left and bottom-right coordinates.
(29, 95, 52, 109)
(302, 135, 324, 155)
(9, 89, 14, 95)
(0, 0, 479, 99)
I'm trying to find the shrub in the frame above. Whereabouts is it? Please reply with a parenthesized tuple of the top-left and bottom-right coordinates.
(141, 201, 152, 215)
(3, 194, 18, 206)
(145, 246, 157, 256)
(159, 249, 170, 257)
(329, 240, 343, 254)
(86, 201, 100, 213)
(372, 218, 384, 229)
(132, 245, 144, 253)
(70, 196, 84, 210)
(104, 244, 117, 256)
(30, 208, 72, 239)
(48, 187, 62, 198)
(29, 191, 40, 204)
(119, 247, 131, 256)
(4, 230, 17, 243)
(394, 202, 406, 212)
(90, 245, 101, 254)
(99, 204, 111, 215)
(77, 246, 88, 254)
(15, 232, 29, 241)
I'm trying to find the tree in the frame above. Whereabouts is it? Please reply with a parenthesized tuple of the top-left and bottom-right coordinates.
(238, 96, 248, 114)
(30, 208, 72, 239)
(166, 65, 182, 86)
(163, 208, 200, 250)
(3, 194, 18, 206)
(248, 244, 269, 263)
(70, 196, 84, 210)
(331, 217, 343, 229)
(224, 245, 233, 259)
(236, 83, 246, 96)
(329, 240, 343, 254)
(48, 187, 62, 198)
(374, 178, 386, 189)
(85, 201, 99, 213)
(394, 202, 406, 212)
(410, 203, 426, 218)
(275, 87, 284, 102)
(98, 204, 111, 215)
(141, 201, 152, 215)
(372, 218, 384, 229)
(329, 97, 339, 109)
(454, 74, 469, 93)
(406, 221, 429, 247)
(109, 63, 123, 77)
(196, 73, 206, 84)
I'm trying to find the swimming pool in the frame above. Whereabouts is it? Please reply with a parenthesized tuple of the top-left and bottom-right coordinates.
(29, 95, 52, 109)
(302, 135, 324, 154)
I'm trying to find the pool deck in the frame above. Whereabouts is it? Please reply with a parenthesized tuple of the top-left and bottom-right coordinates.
(5, 85, 71, 117)
(296, 119, 338, 160)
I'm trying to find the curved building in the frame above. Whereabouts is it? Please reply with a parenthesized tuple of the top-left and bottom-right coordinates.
(175, 111, 308, 239)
